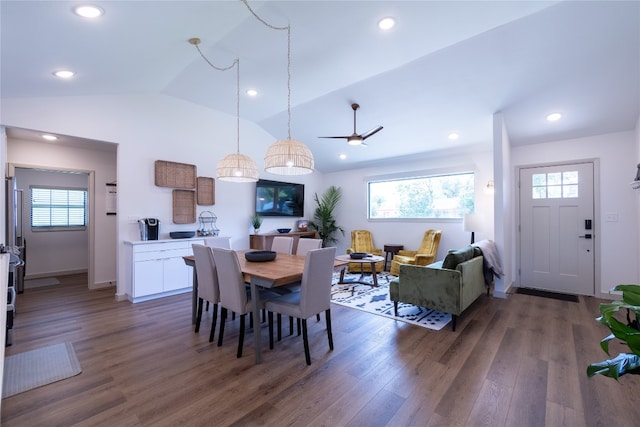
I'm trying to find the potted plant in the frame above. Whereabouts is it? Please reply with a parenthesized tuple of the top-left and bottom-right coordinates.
(308, 185, 345, 247)
(250, 213, 262, 234)
(587, 284, 640, 379)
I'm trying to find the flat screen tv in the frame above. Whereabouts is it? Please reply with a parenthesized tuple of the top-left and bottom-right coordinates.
(255, 179, 304, 217)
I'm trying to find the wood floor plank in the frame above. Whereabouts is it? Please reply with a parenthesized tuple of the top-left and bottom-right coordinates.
(3, 274, 640, 426)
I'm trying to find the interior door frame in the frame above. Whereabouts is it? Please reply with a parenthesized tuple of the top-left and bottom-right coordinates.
(7, 162, 96, 289)
(515, 158, 601, 295)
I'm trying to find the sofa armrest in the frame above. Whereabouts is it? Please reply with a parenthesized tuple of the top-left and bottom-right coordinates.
(457, 256, 485, 311)
(391, 263, 463, 315)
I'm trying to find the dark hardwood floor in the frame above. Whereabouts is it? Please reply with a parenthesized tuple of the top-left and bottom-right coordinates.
(2, 273, 639, 426)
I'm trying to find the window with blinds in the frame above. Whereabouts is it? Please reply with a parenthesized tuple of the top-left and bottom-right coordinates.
(30, 187, 87, 230)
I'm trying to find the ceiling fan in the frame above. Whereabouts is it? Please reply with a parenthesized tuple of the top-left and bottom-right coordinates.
(319, 103, 383, 146)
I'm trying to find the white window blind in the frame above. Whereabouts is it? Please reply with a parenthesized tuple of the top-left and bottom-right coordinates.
(31, 187, 87, 229)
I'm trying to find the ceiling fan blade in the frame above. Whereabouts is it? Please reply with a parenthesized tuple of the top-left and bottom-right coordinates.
(361, 126, 383, 140)
(318, 136, 350, 139)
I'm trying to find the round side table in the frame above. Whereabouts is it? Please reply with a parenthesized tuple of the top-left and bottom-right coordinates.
(383, 244, 404, 272)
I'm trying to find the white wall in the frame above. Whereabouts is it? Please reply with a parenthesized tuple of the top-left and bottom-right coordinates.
(492, 113, 513, 298)
(511, 130, 638, 297)
(323, 145, 495, 260)
(1, 94, 324, 300)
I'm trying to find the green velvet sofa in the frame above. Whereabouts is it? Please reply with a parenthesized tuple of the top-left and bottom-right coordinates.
(389, 245, 487, 331)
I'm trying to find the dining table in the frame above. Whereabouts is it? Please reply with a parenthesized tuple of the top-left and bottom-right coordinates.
(183, 249, 348, 364)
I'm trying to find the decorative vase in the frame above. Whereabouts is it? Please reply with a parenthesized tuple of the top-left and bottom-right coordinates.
(254, 228, 260, 234)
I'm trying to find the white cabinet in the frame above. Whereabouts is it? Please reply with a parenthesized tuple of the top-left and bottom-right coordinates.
(126, 239, 203, 303)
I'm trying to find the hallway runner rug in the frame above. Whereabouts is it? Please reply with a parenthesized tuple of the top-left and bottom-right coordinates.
(2, 342, 82, 398)
(331, 272, 451, 331)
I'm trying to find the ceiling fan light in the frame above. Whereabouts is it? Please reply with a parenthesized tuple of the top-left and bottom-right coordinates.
(217, 153, 259, 182)
(264, 138, 314, 175)
(347, 136, 362, 146)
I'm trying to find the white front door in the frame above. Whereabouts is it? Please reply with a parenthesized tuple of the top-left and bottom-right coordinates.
(519, 162, 595, 296)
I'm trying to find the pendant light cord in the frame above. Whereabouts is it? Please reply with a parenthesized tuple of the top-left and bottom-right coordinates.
(190, 38, 241, 154)
(241, 0, 292, 139)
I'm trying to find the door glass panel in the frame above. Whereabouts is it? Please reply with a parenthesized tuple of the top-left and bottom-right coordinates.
(531, 170, 579, 199)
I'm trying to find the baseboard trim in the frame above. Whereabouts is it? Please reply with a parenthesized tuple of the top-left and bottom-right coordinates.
(25, 269, 88, 280)
(90, 281, 116, 290)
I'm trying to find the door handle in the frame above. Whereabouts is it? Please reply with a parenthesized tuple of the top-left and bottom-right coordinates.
(578, 234, 592, 239)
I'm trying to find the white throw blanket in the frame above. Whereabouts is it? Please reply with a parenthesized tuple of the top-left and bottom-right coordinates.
(472, 239, 503, 278)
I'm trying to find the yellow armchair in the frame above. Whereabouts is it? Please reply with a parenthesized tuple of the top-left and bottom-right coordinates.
(346, 230, 383, 273)
(390, 229, 442, 276)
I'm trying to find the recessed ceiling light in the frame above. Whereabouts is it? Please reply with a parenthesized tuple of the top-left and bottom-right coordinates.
(546, 112, 562, 122)
(448, 132, 460, 140)
(246, 89, 258, 97)
(339, 154, 347, 160)
(42, 134, 58, 141)
(53, 70, 75, 79)
(378, 17, 396, 31)
(73, 5, 104, 18)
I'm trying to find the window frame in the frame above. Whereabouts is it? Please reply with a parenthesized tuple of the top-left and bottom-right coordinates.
(30, 185, 88, 231)
(365, 167, 476, 221)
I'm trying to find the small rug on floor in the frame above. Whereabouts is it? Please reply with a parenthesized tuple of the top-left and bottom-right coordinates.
(515, 287, 579, 302)
(2, 342, 82, 398)
(331, 272, 451, 331)
(24, 277, 60, 289)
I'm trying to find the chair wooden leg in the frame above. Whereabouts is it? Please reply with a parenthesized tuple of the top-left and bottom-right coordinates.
(268, 312, 274, 349)
(237, 314, 246, 358)
(325, 309, 333, 350)
(218, 307, 227, 347)
(195, 298, 204, 332)
(302, 319, 311, 365)
(297, 318, 301, 336)
(394, 301, 398, 316)
(205, 301, 210, 312)
(289, 316, 294, 336)
(452, 314, 457, 332)
(208, 303, 218, 343)
(316, 313, 320, 322)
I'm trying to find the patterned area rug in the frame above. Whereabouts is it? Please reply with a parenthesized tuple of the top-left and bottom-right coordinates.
(331, 272, 451, 331)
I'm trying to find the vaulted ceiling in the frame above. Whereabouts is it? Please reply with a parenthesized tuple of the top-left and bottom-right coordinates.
(2, 1, 639, 172)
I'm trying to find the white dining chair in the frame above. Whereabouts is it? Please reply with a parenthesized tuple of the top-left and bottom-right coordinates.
(266, 246, 337, 365)
(191, 244, 220, 342)
(271, 236, 294, 254)
(204, 236, 231, 249)
(210, 247, 278, 358)
(295, 238, 322, 257)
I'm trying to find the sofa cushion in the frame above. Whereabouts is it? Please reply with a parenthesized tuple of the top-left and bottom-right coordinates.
(442, 245, 475, 270)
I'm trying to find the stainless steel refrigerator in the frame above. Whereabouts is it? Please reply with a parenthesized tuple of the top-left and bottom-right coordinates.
(5, 176, 25, 293)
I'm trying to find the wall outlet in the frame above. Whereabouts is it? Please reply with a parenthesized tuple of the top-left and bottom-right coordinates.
(605, 213, 619, 222)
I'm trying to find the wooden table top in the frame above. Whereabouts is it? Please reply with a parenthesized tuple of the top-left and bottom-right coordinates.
(184, 250, 348, 287)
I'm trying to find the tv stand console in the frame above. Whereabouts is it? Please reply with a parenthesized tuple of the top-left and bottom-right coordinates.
(250, 231, 318, 253)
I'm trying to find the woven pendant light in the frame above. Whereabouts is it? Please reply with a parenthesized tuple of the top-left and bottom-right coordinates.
(242, 0, 314, 175)
(190, 37, 258, 183)
(217, 152, 259, 182)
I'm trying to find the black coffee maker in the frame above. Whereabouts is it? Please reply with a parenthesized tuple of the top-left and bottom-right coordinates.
(139, 218, 160, 240)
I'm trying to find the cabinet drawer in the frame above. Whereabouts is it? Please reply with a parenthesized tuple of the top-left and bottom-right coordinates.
(134, 248, 191, 262)
(134, 241, 190, 253)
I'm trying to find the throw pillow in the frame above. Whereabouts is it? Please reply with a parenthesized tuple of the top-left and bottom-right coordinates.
(442, 245, 475, 270)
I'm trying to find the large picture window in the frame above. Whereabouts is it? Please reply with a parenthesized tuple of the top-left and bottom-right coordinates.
(368, 172, 474, 219)
(31, 186, 88, 230)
